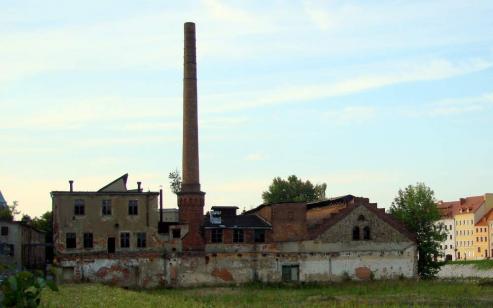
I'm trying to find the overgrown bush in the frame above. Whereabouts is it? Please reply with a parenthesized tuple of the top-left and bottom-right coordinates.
(0, 271, 58, 307)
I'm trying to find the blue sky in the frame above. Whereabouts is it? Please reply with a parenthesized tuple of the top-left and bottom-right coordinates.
(1, 0, 493, 218)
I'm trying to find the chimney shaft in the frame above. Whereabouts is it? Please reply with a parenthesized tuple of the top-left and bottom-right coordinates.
(69, 180, 74, 192)
(182, 22, 200, 193)
(137, 181, 142, 192)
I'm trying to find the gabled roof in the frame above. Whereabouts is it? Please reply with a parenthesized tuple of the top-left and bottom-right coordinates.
(203, 214, 271, 229)
(98, 174, 128, 192)
(306, 195, 355, 209)
(309, 202, 416, 242)
(0, 190, 7, 209)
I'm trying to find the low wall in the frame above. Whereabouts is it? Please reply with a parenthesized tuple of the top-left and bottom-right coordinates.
(56, 247, 416, 288)
(438, 264, 493, 279)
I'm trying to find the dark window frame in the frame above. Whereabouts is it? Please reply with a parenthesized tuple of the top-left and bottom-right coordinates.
(137, 232, 146, 248)
(363, 226, 371, 240)
(120, 232, 130, 248)
(1, 226, 8, 236)
(233, 229, 244, 243)
(211, 229, 223, 243)
(254, 229, 265, 243)
(102, 199, 112, 216)
(128, 200, 138, 216)
(352, 226, 360, 240)
(83, 233, 93, 249)
(74, 199, 85, 216)
(66, 232, 76, 249)
(172, 229, 181, 239)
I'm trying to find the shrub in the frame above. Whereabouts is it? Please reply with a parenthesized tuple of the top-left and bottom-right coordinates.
(0, 271, 58, 307)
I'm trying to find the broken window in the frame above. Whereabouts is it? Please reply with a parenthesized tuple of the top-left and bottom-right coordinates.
(128, 200, 138, 215)
(137, 232, 146, 248)
(233, 229, 244, 243)
(1, 226, 8, 236)
(358, 215, 365, 221)
(172, 229, 181, 239)
(254, 229, 265, 243)
(120, 232, 130, 248)
(74, 199, 85, 216)
(102, 200, 112, 216)
(211, 229, 223, 243)
(352, 226, 360, 240)
(66, 232, 76, 249)
(363, 226, 371, 240)
(83, 233, 93, 249)
(282, 265, 299, 282)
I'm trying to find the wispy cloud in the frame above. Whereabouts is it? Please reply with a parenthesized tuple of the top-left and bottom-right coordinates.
(403, 92, 493, 117)
(324, 106, 376, 124)
(207, 58, 492, 112)
(244, 152, 266, 161)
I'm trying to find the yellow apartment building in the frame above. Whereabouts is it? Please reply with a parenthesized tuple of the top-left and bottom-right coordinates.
(452, 194, 493, 260)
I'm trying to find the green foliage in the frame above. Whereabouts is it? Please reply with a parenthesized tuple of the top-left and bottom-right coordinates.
(389, 183, 447, 279)
(262, 175, 327, 204)
(168, 169, 182, 195)
(0, 201, 20, 221)
(0, 271, 58, 307)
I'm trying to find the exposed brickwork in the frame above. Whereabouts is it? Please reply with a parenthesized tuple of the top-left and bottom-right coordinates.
(178, 192, 205, 251)
(355, 267, 372, 280)
(211, 268, 234, 281)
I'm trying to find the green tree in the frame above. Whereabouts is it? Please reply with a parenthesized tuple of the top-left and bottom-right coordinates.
(389, 183, 446, 278)
(168, 169, 182, 195)
(0, 201, 20, 221)
(31, 211, 53, 239)
(262, 175, 327, 204)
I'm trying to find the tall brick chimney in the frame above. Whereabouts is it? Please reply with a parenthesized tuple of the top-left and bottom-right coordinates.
(178, 22, 205, 251)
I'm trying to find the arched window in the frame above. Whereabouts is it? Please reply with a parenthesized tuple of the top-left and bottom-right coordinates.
(358, 215, 365, 221)
(352, 226, 360, 240)
(363, 226, 370, 240)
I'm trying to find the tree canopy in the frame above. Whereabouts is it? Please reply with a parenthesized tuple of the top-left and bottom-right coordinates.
(389, 183, 446, 278)
(168, 169, 182, 195)
(262, 175, 327, 204)
(0, 201, 20, 221)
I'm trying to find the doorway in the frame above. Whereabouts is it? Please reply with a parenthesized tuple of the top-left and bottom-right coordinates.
(107, 237, 115, 253)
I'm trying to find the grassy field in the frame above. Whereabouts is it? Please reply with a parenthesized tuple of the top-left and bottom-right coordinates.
(40, 279, 493, 307)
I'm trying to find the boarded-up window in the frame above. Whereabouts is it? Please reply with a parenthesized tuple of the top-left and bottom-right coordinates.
(172, 229, 181, 239)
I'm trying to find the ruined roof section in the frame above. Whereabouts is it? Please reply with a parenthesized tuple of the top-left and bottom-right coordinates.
(0, 190, 7, 209)
(98, 174, 128, 192)
(203, 214, 271, 229)
(306, 195, 355, 209)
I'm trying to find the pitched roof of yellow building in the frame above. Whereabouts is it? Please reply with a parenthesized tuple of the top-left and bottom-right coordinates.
(437, 195, 486, 218)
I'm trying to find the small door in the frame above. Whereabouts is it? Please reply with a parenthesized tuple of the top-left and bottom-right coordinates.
(107, 237, 115, 253)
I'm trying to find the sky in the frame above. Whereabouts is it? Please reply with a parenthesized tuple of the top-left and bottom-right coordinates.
(1, 0, 493, 218)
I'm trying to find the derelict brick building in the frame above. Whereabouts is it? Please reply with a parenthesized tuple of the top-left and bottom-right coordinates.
(51, 22, 418, 288)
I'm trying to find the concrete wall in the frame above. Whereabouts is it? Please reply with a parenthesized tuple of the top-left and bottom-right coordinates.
(438, 264, 493, 279)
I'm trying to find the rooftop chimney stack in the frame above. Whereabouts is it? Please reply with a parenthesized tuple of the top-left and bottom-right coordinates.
(69, 180, 74, 192)
(182, 21, 200, 193)
(137, 181, 142, 192)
